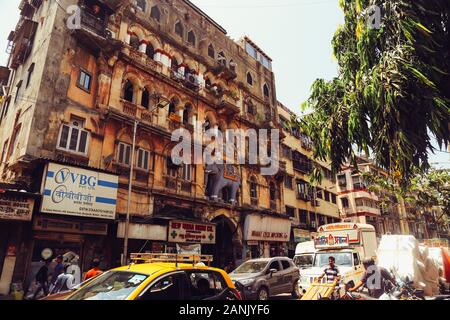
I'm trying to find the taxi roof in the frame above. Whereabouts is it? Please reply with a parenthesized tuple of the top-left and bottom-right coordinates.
(112, 263, 221, 276)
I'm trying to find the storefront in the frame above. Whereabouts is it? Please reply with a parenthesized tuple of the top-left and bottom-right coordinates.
(23, 162, 119, 292)
(0, 190, 37, 296)
(243, 214, 292, 259)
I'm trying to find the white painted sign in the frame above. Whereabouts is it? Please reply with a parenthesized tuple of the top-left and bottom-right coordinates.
(168, 220, 216, 244)
(244, 214, 292, 242)
(117, 223, 167, 241)
(41, 163, 118, 220)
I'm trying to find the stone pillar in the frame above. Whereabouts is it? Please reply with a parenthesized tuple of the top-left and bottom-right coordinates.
(125, 32, 131, 45)
(160, 54, 171, 68)
(139, 42, 147, 54)
(155, 52, 162, 63)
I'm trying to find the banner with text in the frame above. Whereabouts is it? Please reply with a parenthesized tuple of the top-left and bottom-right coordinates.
(41, 163, 118, 220)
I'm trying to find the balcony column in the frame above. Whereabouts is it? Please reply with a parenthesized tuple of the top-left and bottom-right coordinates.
(160, 54, 171, 68)
(139, 41, 147, 54)
(135, 86, 143, 106)
(197, 73, 206, 88)
(178, 106, 185, 120)
(125, 32, 132, 45)
(155, 51, 162, 63)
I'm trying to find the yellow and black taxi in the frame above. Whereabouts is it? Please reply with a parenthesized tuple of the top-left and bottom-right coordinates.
(66, 253, 242, 301)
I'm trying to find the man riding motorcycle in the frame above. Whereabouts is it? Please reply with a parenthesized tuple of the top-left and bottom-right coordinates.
(349, 258, 397, 299)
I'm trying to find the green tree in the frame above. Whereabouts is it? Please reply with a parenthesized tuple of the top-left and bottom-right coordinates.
(300, 0, 450, 184)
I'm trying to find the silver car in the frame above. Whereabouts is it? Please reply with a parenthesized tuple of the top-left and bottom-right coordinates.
(229, 257, 300, 300)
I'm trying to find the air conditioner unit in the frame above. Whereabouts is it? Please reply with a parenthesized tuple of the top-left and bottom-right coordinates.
(186, 74, 198, 85)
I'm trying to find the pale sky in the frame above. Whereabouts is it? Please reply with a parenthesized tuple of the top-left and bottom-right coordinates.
(0, 0, 448, 168)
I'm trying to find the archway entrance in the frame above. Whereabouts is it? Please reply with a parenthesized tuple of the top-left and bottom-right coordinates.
(204, 215, 235, 270)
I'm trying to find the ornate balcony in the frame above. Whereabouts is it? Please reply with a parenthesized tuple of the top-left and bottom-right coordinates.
(210, 62, 237, 81)
(216, 95, 240, 116)
(9, 18, 38, 69)
(118, 100, 159, 126)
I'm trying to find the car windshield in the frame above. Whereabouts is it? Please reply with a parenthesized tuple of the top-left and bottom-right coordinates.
(233, 261, 268, 274)
(293, 254, 313, 268)
(314, 253, 353, 268)
(68, 271, 148, 300)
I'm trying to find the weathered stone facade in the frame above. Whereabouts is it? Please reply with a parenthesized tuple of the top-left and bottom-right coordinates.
(0, 0, 292, 289)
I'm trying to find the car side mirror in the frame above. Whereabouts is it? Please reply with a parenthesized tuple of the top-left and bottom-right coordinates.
(269, 268, 278, 276)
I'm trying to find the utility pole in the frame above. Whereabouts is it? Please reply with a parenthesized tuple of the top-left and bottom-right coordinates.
(121, 94, 170, 265)
(122, 119, 138, 266)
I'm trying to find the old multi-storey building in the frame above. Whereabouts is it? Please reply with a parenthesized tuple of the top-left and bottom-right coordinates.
(336, 156, 432, 239)
(277, 102, 340, 255)
(0, 0, 291, 296)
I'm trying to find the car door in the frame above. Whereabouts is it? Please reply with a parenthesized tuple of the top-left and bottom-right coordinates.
(137, 271, 186, 300)
(280, 259, 295, 293)
(266, 260, 283, 295)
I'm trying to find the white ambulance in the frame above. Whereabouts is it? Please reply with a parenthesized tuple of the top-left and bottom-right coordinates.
(298, 223, 378, 295)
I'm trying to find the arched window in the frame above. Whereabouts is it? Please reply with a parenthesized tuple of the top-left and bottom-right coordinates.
(187, 31, 196, 46)
(184, 65, 191, 78)
(175, 21, 183, 38)
(146, 43, 155, 59)
(150, 5, 161, 22)
(124, 80, 134, 103)
(171, 58, 179, 71)
(183, 104, 192, 125)
(250, 176, 258, 199)
(263, 84, 270, 98)
(208, 44, 215, 58)
(141, 88, 150, 108)
(229, 59, 236, 72)
(204, 117, 212, 132)
(169, 97, 178, 115)
(205, 78, 212, 89)
(136, 0, 146, 11)
(247, 72, 253, 86)
(270, 182, 277, 201)
(129, 34, 140, 50)
(247, 101, 255, 115)
(218, 51, 226, 66)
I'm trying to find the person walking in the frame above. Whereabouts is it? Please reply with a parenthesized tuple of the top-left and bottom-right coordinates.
(32, 259, 51, 299)
(50, 264, 75, 295)
(50, 255, 65, 291)
(84, 259, 103, 281)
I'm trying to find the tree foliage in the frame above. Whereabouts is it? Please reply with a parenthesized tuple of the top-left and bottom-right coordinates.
(300, 0, 450, 185)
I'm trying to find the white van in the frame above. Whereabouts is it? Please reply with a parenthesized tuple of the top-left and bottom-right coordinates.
(298, 223, 378, 294)
(293, 241, 316, 270)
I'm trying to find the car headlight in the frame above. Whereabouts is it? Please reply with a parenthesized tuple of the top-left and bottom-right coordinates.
(238, 278, 255, 286)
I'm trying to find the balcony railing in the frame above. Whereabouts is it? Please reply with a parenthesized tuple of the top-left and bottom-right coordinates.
(9, 18, 38, 69)
(297, 193, 310, 201)
(353, 182, 367, 191)
(79, 6, 107, 38)
(216, 95, 240, 116)
(119, 100, 159, 125)
(164, 176, 193, 194)
(210, 62, 237, 81)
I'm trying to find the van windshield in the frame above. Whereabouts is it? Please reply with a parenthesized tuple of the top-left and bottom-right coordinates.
(314, 253, 353, 268)
(293, 255, 313, 268)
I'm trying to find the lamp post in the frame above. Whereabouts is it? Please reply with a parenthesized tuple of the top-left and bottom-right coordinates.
(122, 94, 171, 266)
